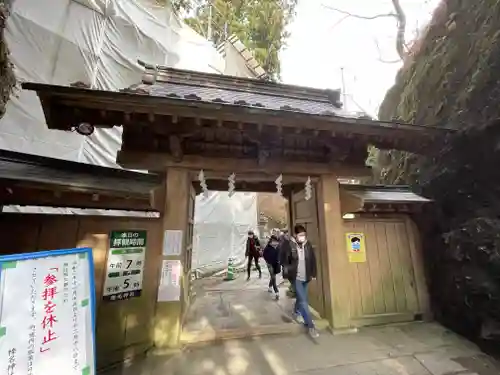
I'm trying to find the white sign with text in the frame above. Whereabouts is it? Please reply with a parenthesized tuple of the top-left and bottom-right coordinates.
(0, 248, 95, 375)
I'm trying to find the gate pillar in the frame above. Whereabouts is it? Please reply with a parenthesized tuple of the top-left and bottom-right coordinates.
(153, 167, 191, 349)
(316, 174, 351, 329)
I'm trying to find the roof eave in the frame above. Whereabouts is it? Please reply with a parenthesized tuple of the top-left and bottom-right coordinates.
(21, 83, 452, 148)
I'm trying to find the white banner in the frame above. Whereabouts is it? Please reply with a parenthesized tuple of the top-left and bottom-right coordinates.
(0, 248, 96, 375)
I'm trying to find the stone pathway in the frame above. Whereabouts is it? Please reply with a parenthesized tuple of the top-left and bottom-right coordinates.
(104, 322, 500, 375)
(183, 266, 303, 338)
(103, 264, 500, 375)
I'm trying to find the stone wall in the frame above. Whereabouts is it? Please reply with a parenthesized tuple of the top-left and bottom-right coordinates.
(375, 0, 500, 355)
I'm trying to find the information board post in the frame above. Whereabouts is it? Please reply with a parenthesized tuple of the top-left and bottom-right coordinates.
(0, 247, 96, 375)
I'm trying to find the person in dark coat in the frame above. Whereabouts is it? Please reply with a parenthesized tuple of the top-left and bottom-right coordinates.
(263, 235, 281, 300)
(278, 229, 291, 266)
(245, 230, 262, 280)
(281, 224, 319, 338)
(278, 229, 296, 298)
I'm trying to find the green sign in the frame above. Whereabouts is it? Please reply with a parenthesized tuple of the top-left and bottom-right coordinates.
(109, 230, 147, 249)
(103, 230, 147, 302)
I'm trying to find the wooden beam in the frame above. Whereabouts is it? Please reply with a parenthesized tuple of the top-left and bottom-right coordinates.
(42, 91, 445, 141)
(117, 151, 371, 178)
(192, 171, 318, 184)
(192, 180, 303, 193)
(339, 188, 364, 215)
(0, 185, 154, 211)
(149, 185, 165, 212)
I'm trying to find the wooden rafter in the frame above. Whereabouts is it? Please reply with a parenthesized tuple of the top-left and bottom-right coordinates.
(120, 152, 371, 177)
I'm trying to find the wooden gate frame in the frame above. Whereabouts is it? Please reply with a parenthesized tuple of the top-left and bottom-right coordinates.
(152, 168, 354, 350)
(22, 67, 447, 349)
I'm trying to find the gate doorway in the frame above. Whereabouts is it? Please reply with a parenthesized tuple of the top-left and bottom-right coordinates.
(180, 177, 327, 344)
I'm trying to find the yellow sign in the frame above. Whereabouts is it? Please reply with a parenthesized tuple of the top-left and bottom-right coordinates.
(346, 232, 366, 263)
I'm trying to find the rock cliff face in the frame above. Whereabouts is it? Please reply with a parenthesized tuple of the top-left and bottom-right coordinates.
(376, 0, 500, 355)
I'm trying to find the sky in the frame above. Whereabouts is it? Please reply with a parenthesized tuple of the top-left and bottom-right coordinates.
(280, 0, 441, 117)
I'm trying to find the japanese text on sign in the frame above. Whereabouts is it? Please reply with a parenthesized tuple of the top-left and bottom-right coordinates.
(157, 260, 181, 302)
(7, 348, 16, 375)
(0, 247, 96, 375)
(40, 268, 59, 353)
(103, 230, 147, 302)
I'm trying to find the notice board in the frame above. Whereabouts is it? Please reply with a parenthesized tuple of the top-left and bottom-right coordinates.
(0, 247, 96, 375)
(102, 230, 147, 302)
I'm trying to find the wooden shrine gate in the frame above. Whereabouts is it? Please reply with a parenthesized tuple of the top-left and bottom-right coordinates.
(24, 63, 446, 352)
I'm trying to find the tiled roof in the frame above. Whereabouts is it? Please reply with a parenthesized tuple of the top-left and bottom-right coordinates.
(341, 184, 431, 204)
(136, 65, 343, 116)
(136, 81, 341, 115)
(0, 150, 161, 196)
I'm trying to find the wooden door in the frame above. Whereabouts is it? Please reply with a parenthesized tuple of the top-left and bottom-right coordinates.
(344, 217, 422, 326)
(290, 186, 325, 316)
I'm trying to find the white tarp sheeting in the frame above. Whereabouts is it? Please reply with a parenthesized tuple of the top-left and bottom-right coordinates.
(1, 0, 257, 269)
(192, 192, 257, 270)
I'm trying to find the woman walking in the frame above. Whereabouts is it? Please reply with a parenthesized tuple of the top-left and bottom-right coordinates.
(245, 230, 262, 280)
(263, 235, 281, 300)
(281, 224, 319, 338)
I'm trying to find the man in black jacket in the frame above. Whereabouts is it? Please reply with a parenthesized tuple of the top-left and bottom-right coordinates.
(281, 224, 319, 338)
(245, 230, 262, 280)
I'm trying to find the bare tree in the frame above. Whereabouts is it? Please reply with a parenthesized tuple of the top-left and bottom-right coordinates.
(323, 0, 407, 60)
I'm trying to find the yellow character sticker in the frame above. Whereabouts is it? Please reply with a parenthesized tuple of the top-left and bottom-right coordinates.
(345, 232, 366, 263)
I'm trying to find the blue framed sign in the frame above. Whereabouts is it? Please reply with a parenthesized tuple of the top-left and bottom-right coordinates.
(0, 247, 96, 375)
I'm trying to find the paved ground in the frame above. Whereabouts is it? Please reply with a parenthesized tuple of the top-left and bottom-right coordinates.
(105, 321, 500, 375)
(103, 263, 500, 375)
(192, 262, 285, 293)
(183, 265, 303, 334)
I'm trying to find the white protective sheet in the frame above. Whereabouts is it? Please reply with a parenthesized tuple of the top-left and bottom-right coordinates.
(192, 192, 257, 270)
(1, 0, 258, 269)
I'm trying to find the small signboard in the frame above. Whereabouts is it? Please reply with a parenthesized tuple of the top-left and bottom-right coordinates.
(346, 232, 367, 263)
(157, 260, 182, 302)
(0, 247, 96, 375)
(162, 230, 183, 256)
(102, 230, 147, 302)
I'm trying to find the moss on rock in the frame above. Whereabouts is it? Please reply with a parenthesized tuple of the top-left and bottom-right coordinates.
(376, 0, 500, 355)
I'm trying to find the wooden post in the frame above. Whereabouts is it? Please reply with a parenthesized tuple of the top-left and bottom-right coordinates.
(153, 168, 190, 350)
(285, 187, 294, 230)
(316, 174, 351, 329)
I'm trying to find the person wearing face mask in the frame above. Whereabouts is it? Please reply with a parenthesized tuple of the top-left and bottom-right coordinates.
(263, 235, 281, 300)
(281, 224, 319, 338)
(245, 230, 262, 280)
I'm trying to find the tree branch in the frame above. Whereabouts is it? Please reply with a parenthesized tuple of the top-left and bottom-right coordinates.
(322, 0, 408, 60)
(322, 4, 397, 21)
(391, 0, 407, 60)
(374, 38, 401, 64)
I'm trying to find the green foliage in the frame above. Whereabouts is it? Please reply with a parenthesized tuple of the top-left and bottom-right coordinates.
(176, 0, 297, 80)
(165, 0, 193, 13)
